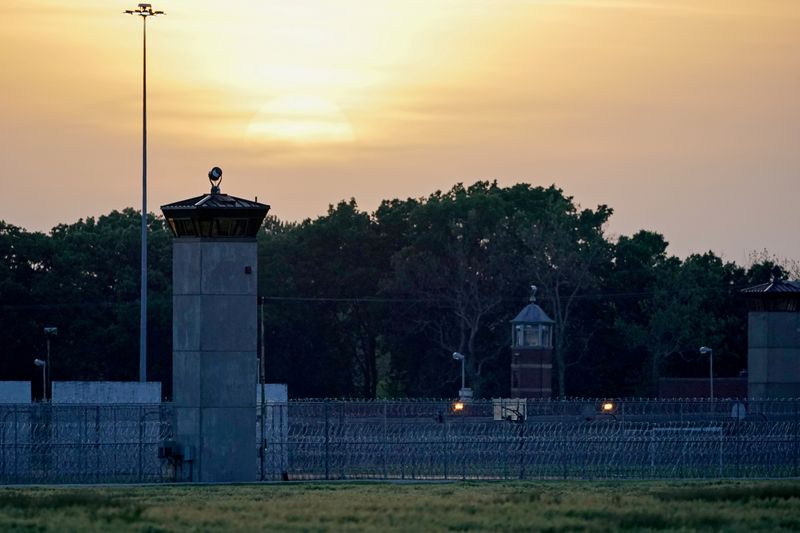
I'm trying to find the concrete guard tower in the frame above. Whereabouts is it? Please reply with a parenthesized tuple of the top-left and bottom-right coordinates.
(741, 270, 800, 398)
(161, 167, 269, 481)
(510, 286, 554, 398)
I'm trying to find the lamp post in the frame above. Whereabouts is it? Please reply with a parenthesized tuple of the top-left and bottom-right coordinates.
(125, 4, 165, 382)
(452, 352, 465, 391)
(452, 351, 474, 402)
(699, 346, 714, 400)
(34, 359, 47, 402)
(43, 327, 57, 397)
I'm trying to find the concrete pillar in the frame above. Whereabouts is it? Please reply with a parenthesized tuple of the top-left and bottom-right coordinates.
(173, 239, 258, 482)
(748, 311, 800, 398)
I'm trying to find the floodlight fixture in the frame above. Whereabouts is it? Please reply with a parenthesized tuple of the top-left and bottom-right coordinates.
(124, 3, 165, 17)
(452, 352, 464, 361)
(208, 166, 223, 193)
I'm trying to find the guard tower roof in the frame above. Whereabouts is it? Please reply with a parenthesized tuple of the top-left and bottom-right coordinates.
(511, 303, 554, 324)
(161, 167, 270, 238)
(740, 278, 800, 312)
(740, 280, 800, 295)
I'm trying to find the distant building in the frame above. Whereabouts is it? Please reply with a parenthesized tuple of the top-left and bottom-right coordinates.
(741, 273, 800, 398)
(510, 286, 554, 398)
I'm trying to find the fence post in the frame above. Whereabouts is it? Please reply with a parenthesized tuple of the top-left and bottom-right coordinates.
(620, 402, 626, 478)
(794, 401, 798, 477)
(112, 407, 118, 480)
(324, 400, 330, 481)
(382, 402, 388, 480)
(95, 406, 101, 481)
(735, 415, 740, 479)
(13, 406, 18, 483)
(260, 394, 265, 481)
(442, 417, 448, 479)
(518, 420, 526, 480)
(561, 421, 567, 480)
(138, 406, 144, 482)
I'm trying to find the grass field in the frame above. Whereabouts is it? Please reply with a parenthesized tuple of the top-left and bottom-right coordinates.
(0, 480, 798, 532)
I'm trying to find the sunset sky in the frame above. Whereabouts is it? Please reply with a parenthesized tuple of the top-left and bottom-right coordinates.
(2, 0, 798, 263)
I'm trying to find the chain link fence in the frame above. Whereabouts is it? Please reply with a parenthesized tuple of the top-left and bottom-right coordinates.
(1, 399, 798, 483)
(0, 404, 172, 484)
(272, 398, 800, 481)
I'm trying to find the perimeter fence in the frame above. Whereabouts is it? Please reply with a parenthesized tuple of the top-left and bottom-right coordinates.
(271, 398, 800, 481)
(0, 404, 172, 484)
(1, 399, 798, 484)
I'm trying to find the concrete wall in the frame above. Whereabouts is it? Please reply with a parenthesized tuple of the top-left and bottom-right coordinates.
(259, 383, 288, 404)
(51, 382, 161, 404)
(173, 239, 258, 482)
(748, 311, 800, 398)
(0, 382, 31, 404)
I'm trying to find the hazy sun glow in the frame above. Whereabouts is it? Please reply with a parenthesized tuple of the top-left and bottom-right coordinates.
(246, 95, 355, 144)
(2, 0, 799, 263)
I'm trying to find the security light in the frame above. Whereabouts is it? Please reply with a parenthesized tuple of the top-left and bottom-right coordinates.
(699, 346, 714, 400)
(208, 167, 223, 193)
(34, 359, 46, 367)
(452, 352, 464, 360)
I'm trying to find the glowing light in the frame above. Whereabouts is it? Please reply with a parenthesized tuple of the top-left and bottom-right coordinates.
(453, 402, 465, 412)
(246, 95, 355, 144)
(602, 402, 615, 412)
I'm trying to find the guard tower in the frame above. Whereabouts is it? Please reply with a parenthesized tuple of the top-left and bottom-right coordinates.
(510, 286, 554, 398)
(161, 167, 269, 481)
(740, 269, 800, 398)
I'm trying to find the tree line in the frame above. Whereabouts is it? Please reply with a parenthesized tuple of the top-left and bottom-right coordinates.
(0, 182, 792, 399)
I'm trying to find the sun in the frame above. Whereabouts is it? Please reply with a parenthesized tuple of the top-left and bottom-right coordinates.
(246, 95, 355, 144)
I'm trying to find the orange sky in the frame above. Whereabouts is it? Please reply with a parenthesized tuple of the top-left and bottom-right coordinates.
(2, 0, 798, 263)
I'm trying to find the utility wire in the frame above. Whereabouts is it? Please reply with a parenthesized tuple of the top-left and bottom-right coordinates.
(1, 283, 757, 311)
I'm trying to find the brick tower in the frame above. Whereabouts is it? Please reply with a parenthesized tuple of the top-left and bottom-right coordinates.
(510, 286, 554, 398)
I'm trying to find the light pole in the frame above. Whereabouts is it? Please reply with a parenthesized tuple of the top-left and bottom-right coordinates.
(452, 352, 465, 391)
(699, 346, 714, 400)
(43, 327, 57, 397)
(452, 352, 473, 402)
(34, 359, 47, 402)
(125, 4, 165, 382)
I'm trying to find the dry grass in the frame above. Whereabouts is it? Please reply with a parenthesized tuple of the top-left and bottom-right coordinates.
(0, 480, 798, 532)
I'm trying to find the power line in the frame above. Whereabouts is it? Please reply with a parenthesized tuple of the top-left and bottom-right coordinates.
(1, 283, 755, 311)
